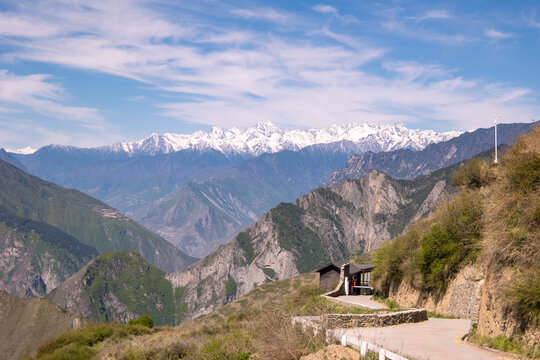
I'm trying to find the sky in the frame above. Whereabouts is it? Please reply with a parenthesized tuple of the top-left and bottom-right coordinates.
(0, 0, 539, 150)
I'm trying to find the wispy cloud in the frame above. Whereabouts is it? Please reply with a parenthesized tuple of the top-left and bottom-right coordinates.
(0, 0, 537, 149)
(230, 8, 293, 24)
(485, 28, 513, 39)
(312, 5, 338, 14)
(0, 70, 103, 127)
(409, 10, 452, 22)
(312, 4, 359, 24)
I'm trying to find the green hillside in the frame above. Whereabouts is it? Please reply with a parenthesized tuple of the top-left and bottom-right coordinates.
(48, 250, 187, 326)
(0, 159, 196, 272)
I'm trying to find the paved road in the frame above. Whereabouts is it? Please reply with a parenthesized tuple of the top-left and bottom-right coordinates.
(337, 318, 511, 360)
(325, 295, 388, 309)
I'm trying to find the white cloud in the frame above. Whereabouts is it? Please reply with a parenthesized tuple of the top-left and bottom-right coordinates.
(409, 10, 452, 22)
(312, 5, 338, 14)
(230, 8, 292, 24)
(485, 29, 513, 39)
(0, 70, 103, 126)
(0, 0, 537, 149)
(311, 4, 358, 24)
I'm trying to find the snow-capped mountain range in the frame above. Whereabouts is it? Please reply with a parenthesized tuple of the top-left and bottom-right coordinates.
(7, 122, 461, 157)
(105, 122, 461, 157)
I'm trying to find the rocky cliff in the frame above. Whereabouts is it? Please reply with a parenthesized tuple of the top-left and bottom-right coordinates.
(167, 164, 458, 321)
(0, 206, 98, 297)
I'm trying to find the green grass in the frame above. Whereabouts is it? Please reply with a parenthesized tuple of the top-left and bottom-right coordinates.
(468, 325, 540, 359)
(34, 323, 152, 360)
(426, 311, 458, 319)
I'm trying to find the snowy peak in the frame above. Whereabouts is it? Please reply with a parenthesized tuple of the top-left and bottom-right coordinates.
(111, 122, 461, 157)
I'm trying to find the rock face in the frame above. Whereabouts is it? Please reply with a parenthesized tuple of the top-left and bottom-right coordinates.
(0, 290, 84, 360)
(389, 265, 485, 320)
(0, 206, 98, 298)
(167, 165, 457, 321)
(326, 122, 534, 186)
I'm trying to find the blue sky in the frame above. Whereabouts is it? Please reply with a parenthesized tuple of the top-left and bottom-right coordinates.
(0, 0, 539, 149)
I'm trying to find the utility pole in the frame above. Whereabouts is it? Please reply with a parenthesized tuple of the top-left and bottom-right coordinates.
(494, 115, 501, 163)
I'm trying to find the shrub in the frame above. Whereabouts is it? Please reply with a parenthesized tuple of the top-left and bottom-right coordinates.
(373, 192, 482, 295)
(128, 314, 154, 328)
(505, 152, 540, 193)
(417, 193, 483, 292)
(452, 158, 495, 189)
(507, 269, 540, 326)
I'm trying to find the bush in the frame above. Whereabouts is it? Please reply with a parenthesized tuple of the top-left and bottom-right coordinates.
(128, 314, 154, 328)
(507, 269, 540, 326)
(35, 323, 152, 359)
(373, 192, 483, 295)
(452, 158, 495, 189)
(505, 152, 540, 193)
(417, 193, 483, 292)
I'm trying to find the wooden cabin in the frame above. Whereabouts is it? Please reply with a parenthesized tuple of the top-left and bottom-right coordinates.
(315, 262, 343, 291)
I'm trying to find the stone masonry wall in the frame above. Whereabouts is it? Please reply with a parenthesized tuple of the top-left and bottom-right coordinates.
(323, 309, 427, 329)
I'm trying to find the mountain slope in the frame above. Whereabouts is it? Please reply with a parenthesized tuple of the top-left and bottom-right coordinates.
(0, 290, 84, 360)
(167, 161, 461, 321)
(0, 148, 27, 171)
(48, 250, 184, 326)
(15, 147, 239, 213)
(134, 143, 361, 257)
(0, 160, 196, 273)
(0, 206, 98, 297)
(327, 122, 534, 186)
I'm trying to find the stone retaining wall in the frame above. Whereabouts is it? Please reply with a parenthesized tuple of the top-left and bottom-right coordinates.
(324, 309, 427, 328)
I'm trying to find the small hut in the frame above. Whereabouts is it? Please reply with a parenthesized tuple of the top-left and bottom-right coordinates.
(315, 262, 344, 291)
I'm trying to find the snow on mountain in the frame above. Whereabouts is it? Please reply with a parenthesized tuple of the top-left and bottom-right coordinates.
(5, 146, 37, 154)
(110, 122, 461, 157)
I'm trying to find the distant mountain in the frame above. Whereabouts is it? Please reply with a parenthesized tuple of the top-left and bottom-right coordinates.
(48, 250, 184, 326)
(0, 160, 196, 275)
(0, 290, 84, 360)
(107, 121, 460, 157)
(133, 142, 364, 257)
(14, 147, 242, 213)
(326, 122, 535, 186)
(167, 160, 463, 321)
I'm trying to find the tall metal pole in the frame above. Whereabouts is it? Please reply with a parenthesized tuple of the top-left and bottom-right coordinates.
(494, 115, 500, 163)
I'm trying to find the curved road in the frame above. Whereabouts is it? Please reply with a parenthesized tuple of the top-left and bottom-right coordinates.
(337, 318, 512, 360)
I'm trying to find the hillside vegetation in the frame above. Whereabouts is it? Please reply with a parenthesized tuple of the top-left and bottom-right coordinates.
(48, 250, 188, 326)
(30, 274, 335, 360)
(373, 127, 540, 353)
(0, 159, 196, 274)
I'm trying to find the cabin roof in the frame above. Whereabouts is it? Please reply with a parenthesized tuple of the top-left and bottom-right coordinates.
(315, 261, 345, 273)
(349, 263, 375, 274)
